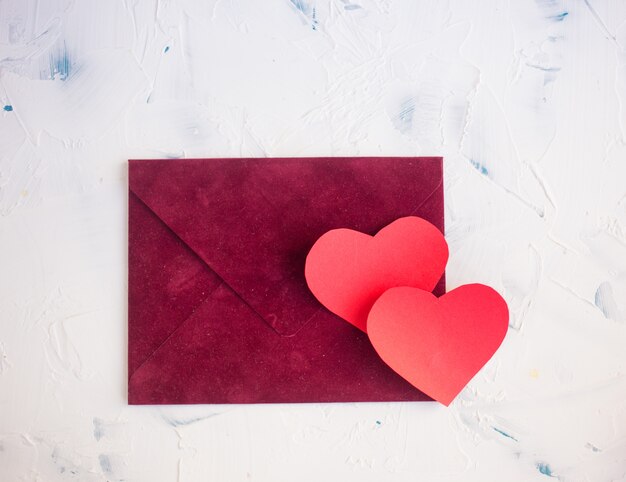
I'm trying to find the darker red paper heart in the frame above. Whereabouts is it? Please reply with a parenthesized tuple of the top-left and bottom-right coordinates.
(305, 217, 448, 332)
(367, 284, 509, 405)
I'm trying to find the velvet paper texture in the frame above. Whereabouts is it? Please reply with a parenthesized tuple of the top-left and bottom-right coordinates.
(128, 157, 444, 404)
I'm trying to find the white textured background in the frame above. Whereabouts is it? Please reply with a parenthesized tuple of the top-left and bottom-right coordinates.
(1, 0, 626, 481)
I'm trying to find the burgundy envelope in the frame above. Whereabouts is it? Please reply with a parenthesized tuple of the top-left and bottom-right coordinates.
(128, 157, 444, 404)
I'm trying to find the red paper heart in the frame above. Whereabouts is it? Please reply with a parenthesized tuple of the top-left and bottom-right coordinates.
(367, 284, 509, 405)
(305, 217, 448, 332)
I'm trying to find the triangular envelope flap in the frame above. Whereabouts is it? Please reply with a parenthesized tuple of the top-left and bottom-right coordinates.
(129, 157, 443, 336)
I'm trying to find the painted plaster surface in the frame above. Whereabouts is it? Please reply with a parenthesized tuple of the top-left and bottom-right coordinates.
(1, 1, 626, 480)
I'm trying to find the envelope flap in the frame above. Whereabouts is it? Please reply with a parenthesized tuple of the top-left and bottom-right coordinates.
(128, 157, 443, 336)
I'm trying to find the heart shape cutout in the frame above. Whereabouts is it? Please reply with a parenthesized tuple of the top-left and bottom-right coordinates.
(305, 217, 448, 332)
(367, 284, 509, 405)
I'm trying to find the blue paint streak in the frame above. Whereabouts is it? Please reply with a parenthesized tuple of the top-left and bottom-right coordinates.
(164, 46, 170, 53)
(345, 4, 362, 10)
(594, 282, 622, 321)
(549, 11, 568, 21)
(290, 0, 310, 15)
(3, 105, 13, 112)
(469, 159, 489, 175)
(492, 427, 518, 442)
(290, 0, 318, 30)
(585, 442, 602, 452)
(375, 420, 382, 425)
(163, 413, 218, 427)
(98, 454, 113, 477)
(397, 98, 415, 132)
(528, 64, 561, 73)
(595, 285, 609, 317)
(49, 42, 72, 81)
(93, 417, 104, 441)
(536, 462, 555, 477)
